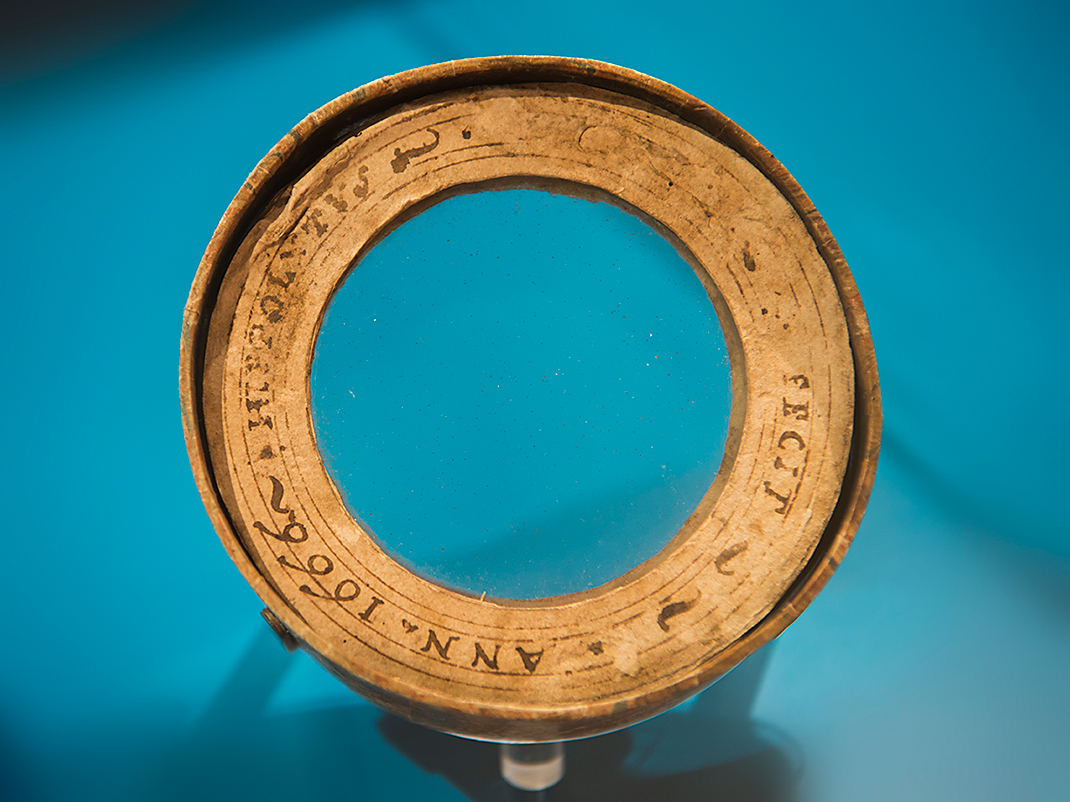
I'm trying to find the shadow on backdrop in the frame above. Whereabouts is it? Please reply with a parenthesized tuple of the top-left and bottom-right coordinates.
(133, 629, 796, 801)
(882, 430, 1070, 621)
(0, 0, 404, 85)
(141, 629, 390, 801)
(378, 644, 799, 802)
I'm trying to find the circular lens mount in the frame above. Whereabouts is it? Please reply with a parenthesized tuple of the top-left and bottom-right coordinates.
(180, 57, 881, 742)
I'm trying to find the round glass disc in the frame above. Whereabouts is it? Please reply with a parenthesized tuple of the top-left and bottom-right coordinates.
(312, 189, 731, 599)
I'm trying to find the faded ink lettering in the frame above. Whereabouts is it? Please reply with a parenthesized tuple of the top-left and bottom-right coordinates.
(266, 270, 296, 289)
(516, 646, 544, 673)
(421, 630, 459, 660)
(657, 596, 698, 632)
(301, 579, 359, 602)
(267, 476, 290, 516)
(782, 398, 810, 421)
(715, 542, 748, 575)
(391, 129, 440, 173)
(763, 482, 791, 514)
(773, 456, 799, 476)
(352, 165, 369, 199)
(253, 520, 308, 543)
(278, 553, 333, 576)
(248, 324, 272, 349)
(358, 597, 384, 623)
(778, 431, 806, 450)
(471, 642, 501, 670)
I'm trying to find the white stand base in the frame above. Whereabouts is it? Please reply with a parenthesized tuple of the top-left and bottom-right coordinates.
(500, 742, 566, 791)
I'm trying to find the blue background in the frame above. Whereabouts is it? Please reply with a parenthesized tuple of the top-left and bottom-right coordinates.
(1, 1, 1067, 800)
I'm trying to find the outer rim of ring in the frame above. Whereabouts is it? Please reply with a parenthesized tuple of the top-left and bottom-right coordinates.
(179, 56, 882, 741)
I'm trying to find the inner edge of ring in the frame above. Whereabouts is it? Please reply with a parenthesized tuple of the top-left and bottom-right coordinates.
(303, 174, 748, 610)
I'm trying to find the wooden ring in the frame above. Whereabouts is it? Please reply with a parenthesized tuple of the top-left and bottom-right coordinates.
(180, 57, 881, 742)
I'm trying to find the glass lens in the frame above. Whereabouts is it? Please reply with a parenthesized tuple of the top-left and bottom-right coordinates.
(311, 188, 730, 600)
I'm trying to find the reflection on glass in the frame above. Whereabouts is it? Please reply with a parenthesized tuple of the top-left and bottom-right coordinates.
(311, 189, 730, 600)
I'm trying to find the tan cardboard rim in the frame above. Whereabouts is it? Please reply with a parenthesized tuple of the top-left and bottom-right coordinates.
(179, 56, 881, 742)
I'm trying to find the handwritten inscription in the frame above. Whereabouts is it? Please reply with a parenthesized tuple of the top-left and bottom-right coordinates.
(238, 126, 557, 683)
(261, 476, 551, 675)
(782, 399, 809, 420)
(391, 128, 440, 173)
(267, 475, 291, 514)
(472, 642, 500, 669)
(241, 267, 302, 442)
(247, 323, 272, 350)
(761, 374, 813, 516)
(359, 597, 384, 623)
(302, 578, 360, 601)
(422, 630, 460, 659)
(409, 629, 544, 674)
(715, 542, 748, 575)
(515, 647, 544, 673)
(260, 295, 284, 323)
(762, 481, 792, 514)
(267, 269, 296, 289)
(657, 593, 700, 632)
(253, 519, 307, 543)
(278, 552, 333, 575)
(352, 165, 369, 199)
(300, 208, 328, 237)
(252, 475, 308, 542)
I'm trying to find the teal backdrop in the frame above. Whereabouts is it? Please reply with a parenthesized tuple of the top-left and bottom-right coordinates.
(1, 2, 1067, 800)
